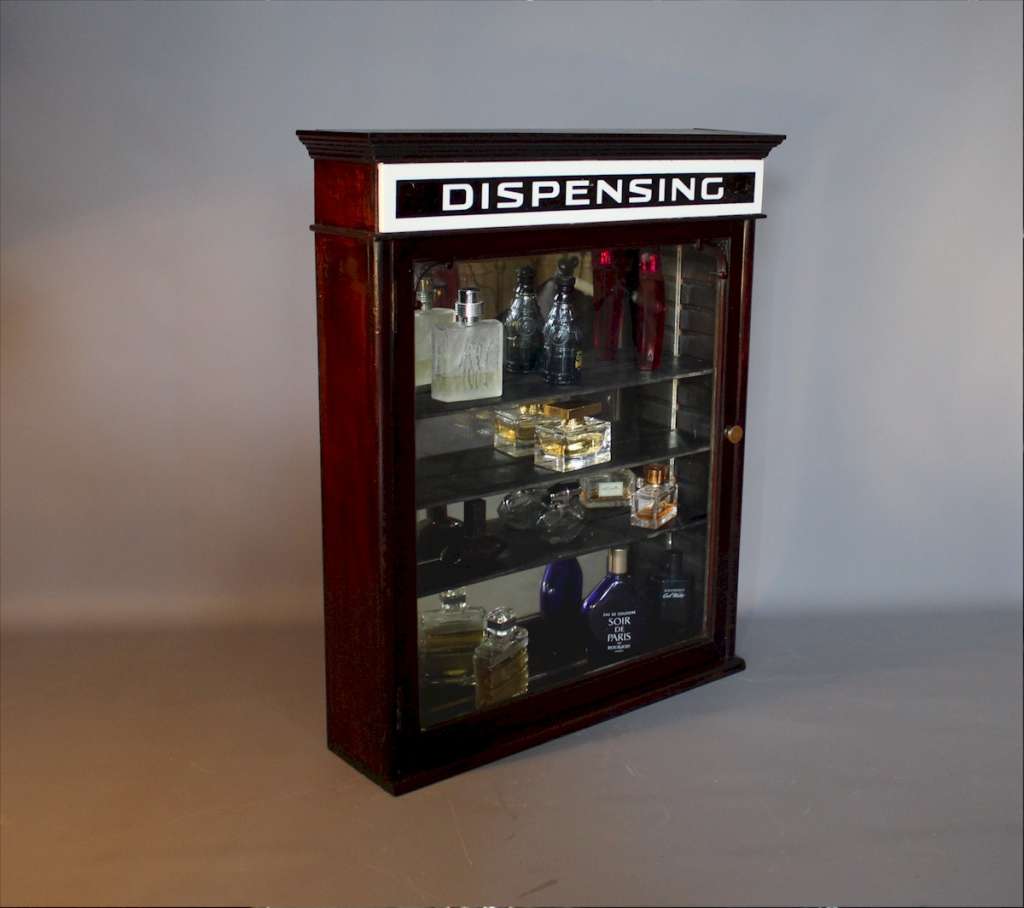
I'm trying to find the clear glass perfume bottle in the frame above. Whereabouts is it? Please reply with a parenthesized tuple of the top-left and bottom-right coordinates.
(537, 486, 587, 543)
(419, 588, 485, 686)
(497, 487, 547, 531)
(633, 250, 666, 371)
(502, 265, 544, 373)
(416, 505, 465, 562)
(431, 288, 503, 402)
(414, 278, 455, 387)
(581, 546, 646, 666)
(579, 467, 636, 509)
(630, 463, 678, 529)
(493, 403, 557, 458)
(542, 266, 584, 386)
(534, 399, 611, 472)
(474, 606, 529, 708)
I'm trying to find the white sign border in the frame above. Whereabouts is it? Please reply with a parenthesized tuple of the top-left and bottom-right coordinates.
(377, 158, 764, 233)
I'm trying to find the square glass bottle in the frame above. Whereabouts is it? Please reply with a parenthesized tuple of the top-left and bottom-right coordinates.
(493, 403, 557, 458)
(419, 588, 485, 686)
(473, 607, 529, 708)
(431, 288, 503, 403)
(579, 467, 636, 509)
(630, 463, 678, 529)
(534, 399, 611, 473)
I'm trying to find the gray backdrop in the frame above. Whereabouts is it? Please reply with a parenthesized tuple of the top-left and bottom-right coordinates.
(2, 0, 1022, 629)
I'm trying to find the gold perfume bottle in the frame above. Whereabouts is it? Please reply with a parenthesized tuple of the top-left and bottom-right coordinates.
(473, 607, 529, 708)
(419, 588, 485, 686)
(534, 399, 612, 472)
(493, 403, 556, 458)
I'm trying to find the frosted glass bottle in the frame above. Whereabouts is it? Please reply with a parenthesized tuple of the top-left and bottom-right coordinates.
(431, 288, 504, 402)
(414, 278, 455, 387)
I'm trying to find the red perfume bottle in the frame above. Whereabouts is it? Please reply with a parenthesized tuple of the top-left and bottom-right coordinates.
(591, 249, 629, 360)
(634, 249, 666, 371)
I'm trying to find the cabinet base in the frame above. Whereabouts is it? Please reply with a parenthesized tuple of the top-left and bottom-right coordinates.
(331, 654, 746, 795)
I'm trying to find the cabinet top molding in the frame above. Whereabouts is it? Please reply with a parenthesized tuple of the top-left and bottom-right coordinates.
(296, 129, 786, 163)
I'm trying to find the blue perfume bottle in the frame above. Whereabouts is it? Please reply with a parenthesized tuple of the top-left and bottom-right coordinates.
(540, 557, 585, 661)
(541, 264, 584, 386)
(581, 547, 646, 666)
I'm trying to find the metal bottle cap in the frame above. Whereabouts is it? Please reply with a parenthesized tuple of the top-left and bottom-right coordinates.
(644, 463, 669, 485)
(455, 287, 483, 323)
(608, 546, 629, 575)
(542, 398, 602, 421)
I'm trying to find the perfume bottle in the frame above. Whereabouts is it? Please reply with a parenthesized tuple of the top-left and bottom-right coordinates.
(630, 463, 678, 529)
(540, 557, 584, 656)
(634, 250, 667, 371)
(493, 403, 557, 458)
(650, 549, 699, 639)
(541, 266, 584, 386)
(419, 588, 485, 686)
(474, 607, 529, 708)
(592, 249, 628, 360)
(431, 288, 503, 402)
(441, 498, 505, 566)
(502, 265, 544, 373)
(416, 505, 465, 562)
(534, 399, 611, 472)
(536, 487, 587, 543)
(497, 487, 547, 531)
(414, 278, 455, 387)
(581, 547, 646, 665)
(579, 468, 636, 509)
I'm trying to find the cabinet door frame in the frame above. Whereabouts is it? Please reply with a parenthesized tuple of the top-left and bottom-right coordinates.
(379, 216, 756, 788)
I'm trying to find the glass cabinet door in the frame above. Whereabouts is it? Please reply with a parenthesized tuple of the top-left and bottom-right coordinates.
(411, 240, 729, 729)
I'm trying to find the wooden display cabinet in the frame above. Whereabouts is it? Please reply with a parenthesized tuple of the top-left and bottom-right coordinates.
(296, 130, 785, 794)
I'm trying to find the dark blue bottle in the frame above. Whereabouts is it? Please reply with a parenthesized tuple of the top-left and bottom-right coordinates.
(540, 557, 584, 660)
(581, 547, 646, 666)
(542, 266, 584, 386)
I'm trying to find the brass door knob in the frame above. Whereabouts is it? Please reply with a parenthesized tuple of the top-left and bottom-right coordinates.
(724, 425, 744, 445)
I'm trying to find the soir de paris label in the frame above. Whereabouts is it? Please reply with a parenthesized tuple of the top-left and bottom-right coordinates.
(377, 159, 764, 233)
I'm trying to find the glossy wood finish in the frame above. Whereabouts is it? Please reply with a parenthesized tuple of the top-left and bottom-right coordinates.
(314, 231, 397, 782)
(303, 131, 779, 794)
(298, 129, 787, 163)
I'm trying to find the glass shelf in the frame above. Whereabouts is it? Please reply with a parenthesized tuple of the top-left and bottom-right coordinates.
(417, 511, 707, 597)
(415, 423, 709, 510)
(415, 354, 712, 420)
(418, 523, 711, 729)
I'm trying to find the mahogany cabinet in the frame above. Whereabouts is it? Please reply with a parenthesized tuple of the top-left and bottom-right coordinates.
(296, 130, 785, 794)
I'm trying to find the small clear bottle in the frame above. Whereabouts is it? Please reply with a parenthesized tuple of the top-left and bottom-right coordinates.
(474, 606, 529, 708)
(414, 278, 455, 387)
(419, 588, 485, 686)
(431, 288, 503, 402)
(579, 467, 636, 509)
(630, 463, 678, 529)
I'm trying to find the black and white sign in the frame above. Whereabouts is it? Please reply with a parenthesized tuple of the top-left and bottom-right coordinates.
(377, 159, 763, 233)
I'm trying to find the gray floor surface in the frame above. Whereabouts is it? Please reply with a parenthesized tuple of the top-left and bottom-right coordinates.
(1, 607, 1021, 907)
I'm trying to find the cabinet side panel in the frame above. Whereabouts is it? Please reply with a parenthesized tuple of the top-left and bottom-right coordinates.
(314, 160, 377, 231)
(315, 232, 394, 778)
